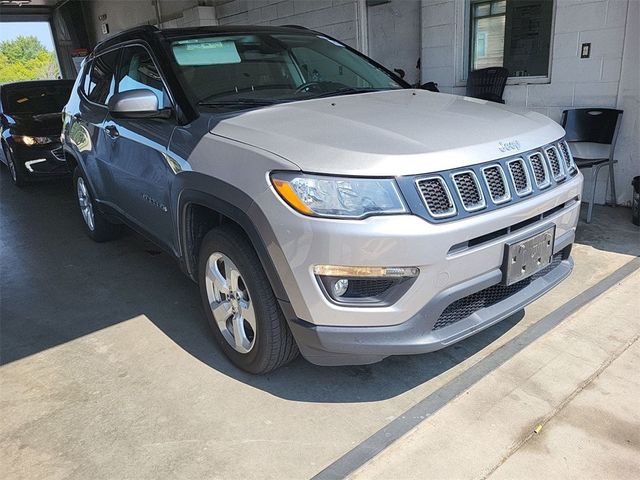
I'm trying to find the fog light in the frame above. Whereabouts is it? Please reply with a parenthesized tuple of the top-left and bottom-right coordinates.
(333, 279, 349, 297)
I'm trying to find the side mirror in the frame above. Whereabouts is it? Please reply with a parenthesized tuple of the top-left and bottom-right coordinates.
(108, 89, 167, 118)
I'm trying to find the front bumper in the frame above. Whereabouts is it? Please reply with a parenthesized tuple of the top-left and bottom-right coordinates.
(11, 142, 69, 177)
(253, 172, 582, 365)
(289, 244, 573, 366)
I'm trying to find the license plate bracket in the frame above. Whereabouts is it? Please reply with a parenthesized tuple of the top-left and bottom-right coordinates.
(502, 226, 555, 286)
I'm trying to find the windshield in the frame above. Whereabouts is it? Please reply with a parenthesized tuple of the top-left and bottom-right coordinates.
(2, 83, 72, 115)
(169, 33, 404, 108)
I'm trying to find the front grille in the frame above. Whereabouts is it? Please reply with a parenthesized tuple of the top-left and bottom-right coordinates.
(528, 153, 550, 188)
(545, 146, 564, 180)
(507, 158, 531, 196)
(482, 165, 510, 204)
(452, 171, 485, 211)
(414, 138, 575, 222)
(345, 279, 394, 298)
(417, 177, 456, 218)
(558, 141, 574, 173)
(432, 253, 564, 330)
(51, 146, 65, 162)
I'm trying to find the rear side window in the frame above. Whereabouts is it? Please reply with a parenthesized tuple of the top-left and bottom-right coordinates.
(117, 46, 169, 108)
(84, 50, 119, 105)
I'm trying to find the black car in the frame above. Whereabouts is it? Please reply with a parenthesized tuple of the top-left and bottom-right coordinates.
(1, 79, 74, 186)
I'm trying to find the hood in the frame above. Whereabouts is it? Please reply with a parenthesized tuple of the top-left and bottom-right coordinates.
(208, 89, 565, 176)
(8, 112, 63, 138)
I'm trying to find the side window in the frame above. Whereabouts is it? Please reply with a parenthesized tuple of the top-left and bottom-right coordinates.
(85, 50, 119, 105)
(117, 46, 169, 109)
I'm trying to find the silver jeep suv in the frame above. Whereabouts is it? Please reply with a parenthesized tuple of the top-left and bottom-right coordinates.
(62, 26, 582, 373)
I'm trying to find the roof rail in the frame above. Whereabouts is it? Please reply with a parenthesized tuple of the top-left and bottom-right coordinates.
(281, 25, 309, 30)
(93, 25, 160, 52)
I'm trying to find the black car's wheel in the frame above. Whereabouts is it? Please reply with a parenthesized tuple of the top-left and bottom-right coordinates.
(198, 225, 299, 374)
(73, 168, 122, 242)
(3, 145, 26, 187)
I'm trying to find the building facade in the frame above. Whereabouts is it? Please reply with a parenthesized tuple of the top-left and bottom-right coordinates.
(83, 0, 639, 205)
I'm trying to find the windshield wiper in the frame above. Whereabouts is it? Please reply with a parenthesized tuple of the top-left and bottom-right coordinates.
(197, 98, 278, 108)
(304, 87, 390, 99)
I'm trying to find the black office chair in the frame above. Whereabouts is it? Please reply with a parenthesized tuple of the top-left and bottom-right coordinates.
(466, 67, 509, 104)
(561, 108, 623, 223)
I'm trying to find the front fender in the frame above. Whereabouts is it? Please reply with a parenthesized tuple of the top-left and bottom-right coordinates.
(174, 171, 302, 321)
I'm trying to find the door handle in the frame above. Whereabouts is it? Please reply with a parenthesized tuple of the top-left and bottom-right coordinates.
(105, 125, 119, 139)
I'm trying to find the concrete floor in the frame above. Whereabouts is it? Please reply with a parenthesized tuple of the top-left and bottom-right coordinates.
(1, 169, 639, 479)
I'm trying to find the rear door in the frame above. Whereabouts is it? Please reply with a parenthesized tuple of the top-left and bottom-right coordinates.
(102, 44, 178, 253)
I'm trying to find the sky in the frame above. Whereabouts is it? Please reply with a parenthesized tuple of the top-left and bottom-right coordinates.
(0, 22, 56, 51)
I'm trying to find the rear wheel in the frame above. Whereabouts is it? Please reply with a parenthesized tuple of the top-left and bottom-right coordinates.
(198, 225, 299, 374)
(73, 168, 122, 242)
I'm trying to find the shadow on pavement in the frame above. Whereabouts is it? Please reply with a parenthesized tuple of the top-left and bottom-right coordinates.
(1, 168, 524, 403)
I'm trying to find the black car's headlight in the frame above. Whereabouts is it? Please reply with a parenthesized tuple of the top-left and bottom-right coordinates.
(271, 172, 407, 219)
(14, 135, 53, 146)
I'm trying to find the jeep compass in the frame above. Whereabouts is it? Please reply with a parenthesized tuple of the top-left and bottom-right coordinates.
(62, 26, 583, 373)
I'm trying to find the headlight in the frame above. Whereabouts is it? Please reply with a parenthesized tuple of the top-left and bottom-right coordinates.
(271, 172, 407, 219)
(14, 135, 53, 146)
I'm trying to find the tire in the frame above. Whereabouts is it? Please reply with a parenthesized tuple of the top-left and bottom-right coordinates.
(3, 144, 26, 187)
(198, 225, 299, 374)
(73, 168, 122, 242)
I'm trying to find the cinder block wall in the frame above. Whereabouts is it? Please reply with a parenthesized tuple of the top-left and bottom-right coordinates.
(81, 0, 637, 205)
(421, 0, 638, 205)
(215, 0, 361, 49)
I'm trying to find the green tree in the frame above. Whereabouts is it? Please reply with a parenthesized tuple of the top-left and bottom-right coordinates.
(0, 35, 60, 83)
(0, 35, 46, 62)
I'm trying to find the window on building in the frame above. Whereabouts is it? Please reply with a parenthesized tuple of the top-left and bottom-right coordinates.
(469, 0, 553, 78)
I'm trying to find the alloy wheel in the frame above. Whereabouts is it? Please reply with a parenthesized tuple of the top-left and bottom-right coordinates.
(204, 252, 257, 354)
(76, 177, 95, 231)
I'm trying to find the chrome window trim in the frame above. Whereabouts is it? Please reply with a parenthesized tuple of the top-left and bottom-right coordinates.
(481, 163, 512, 204)
(451, 169, 486, 212)
(414, 175, 457, 219)
(544, 145, 565, 181)
(506, 157, 533, 197)
(527, 152, 551, 189)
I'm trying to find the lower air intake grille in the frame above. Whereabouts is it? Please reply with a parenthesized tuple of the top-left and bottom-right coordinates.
(483, 166, 509, 203)
(529, 153, 549, 187)
(417, 177, 455, 218)
(432, 253, 563, 330)
(545, 147, 563, 180)
(345, 279, 394, 298)
(52, 146, 65, 162)
(453, 171, 485, 211)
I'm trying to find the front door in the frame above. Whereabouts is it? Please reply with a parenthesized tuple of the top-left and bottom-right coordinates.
(103, 45, 178, 254)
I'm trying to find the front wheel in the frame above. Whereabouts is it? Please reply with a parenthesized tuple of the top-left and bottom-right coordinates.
(73, 168, 122, 242)
(198, 225, 299, 374)
(3, 146, 26, 187)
